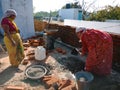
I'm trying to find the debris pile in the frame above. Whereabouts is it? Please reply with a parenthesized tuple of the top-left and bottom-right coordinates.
(42, 74, 77, 90)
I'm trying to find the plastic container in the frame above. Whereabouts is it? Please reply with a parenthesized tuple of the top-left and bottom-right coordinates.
(66, 3, 71, 8)
(35, 46, 46, 61)
(75, 71, 94, 90)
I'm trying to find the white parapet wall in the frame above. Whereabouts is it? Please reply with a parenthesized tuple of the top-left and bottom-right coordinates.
(0, 0, 35, 39)
(64, 19, 120, 34)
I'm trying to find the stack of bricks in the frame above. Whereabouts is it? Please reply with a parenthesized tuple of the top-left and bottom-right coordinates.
(34, 20, 47, 31)
(44, 23, 82, 48)
(27, 37, 45, 47)
(47, 23, 59, 29)
(58, 25, 82, 48)
(109, 32, 120, 65)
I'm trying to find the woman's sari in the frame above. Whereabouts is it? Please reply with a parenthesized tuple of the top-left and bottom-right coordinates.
(3, 19, 25, 67)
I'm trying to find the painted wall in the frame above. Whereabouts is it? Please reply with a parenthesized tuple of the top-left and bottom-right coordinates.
(0, 0, 35, 39)
(59, 8, 82, 20)
(0, 0, 4, 36)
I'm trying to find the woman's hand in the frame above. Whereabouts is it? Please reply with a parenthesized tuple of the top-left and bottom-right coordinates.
(75, 48, 84, 56)
(2, 24, 16, 47)
(11, 40, 16, 46)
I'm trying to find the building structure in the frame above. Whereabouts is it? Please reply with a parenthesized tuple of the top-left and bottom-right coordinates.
(58, 8, 82, 21)
(0, 0, 35, 39)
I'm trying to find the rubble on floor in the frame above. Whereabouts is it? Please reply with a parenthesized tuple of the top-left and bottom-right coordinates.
(0, 35, 120, 90)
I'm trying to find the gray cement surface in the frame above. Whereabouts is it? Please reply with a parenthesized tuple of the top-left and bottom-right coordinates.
(0, 40, 120, 90)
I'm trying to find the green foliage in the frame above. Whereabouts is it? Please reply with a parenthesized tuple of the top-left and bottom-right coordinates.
(107, 6, 120, 20)
(87, 5, 120, 21)
(51, 11, 58, 17)
(34, 11, 58, 20)
(34, 11, 49, 20)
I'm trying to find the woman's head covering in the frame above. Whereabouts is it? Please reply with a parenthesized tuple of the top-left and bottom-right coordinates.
(4, 9, 17, 18)
(75, 27, 86, 33)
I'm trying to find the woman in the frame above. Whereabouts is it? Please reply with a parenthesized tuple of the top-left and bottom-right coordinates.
(1, 9, 25, 72)
(76, 27, 113, 76)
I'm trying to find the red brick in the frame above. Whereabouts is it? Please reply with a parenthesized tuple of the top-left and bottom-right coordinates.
(5, 86, 25, 90)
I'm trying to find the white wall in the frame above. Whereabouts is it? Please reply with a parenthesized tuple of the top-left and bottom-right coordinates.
(106, 20, 120, 23)
(1, 0, 35, 39)
(64, 19, 120, 34)
(59, 8, 80, 20)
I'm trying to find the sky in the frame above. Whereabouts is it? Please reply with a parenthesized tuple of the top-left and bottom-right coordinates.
(33, 0, 120, 13)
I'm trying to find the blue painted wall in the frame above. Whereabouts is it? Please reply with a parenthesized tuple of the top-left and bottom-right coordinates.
(0, 1, 4, 36)
(78, 11, 82, 20)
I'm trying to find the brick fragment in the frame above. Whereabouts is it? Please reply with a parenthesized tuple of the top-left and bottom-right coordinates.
(5, 86, 25, 90)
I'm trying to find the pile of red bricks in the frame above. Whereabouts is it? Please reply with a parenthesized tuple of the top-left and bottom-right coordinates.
(35, 21, 82, 48)
(42, 74, 77, 90)
(28, 37, 45, 47)
(34, 19, 47, 31)
(57, 25, 82, 48)
(47, 23, 59, 29)
(22, 36, 44, 64)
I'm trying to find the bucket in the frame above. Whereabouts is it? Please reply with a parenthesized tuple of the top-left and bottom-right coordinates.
(75, 71, 94, 90)
(35, 46, 46, 61)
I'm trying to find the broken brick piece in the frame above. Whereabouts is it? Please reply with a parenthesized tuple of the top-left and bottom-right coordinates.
(22, 59, 29, 65)
(28, 54, 35, 60)
(56, 47, 63, 53)
(42, 75, 59, 88)
(24, 47, 28, 51)
(26, 50, 35, 56)
(23, 43, 30, 47)
(58, 79, 77, 90)
(32, 42, 40, 47)
(61, 50, 67, 55)
(5, 86, 25, 90)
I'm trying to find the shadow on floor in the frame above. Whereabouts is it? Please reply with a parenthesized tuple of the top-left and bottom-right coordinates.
(0, 52, 8, 59)
(0, 66, 16, 85)
(21, 78, 45, 87)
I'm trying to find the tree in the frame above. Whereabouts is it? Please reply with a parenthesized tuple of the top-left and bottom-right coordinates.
(106, 6, 120, 20)
(34, 11, 58, 20)
(87, 5, 120, 21)
(34, 11, 49, 20)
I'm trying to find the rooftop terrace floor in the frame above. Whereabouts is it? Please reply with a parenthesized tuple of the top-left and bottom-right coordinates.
(0, 40, 120, 90)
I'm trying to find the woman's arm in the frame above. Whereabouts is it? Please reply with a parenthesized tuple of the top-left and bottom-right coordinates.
(2, 24, 16, 46)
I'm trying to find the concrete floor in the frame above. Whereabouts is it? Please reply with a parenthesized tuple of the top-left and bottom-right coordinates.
(53, 41, 120, 90)
(0, 40, 120, 90)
